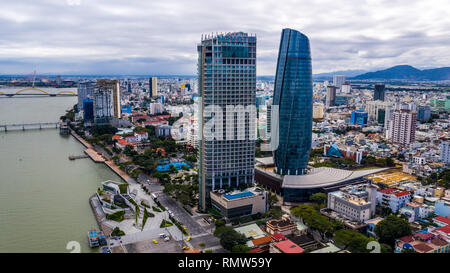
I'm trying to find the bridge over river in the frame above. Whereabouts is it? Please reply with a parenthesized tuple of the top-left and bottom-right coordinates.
(0, 122, 60, 132)
(0, 88, 77, 97)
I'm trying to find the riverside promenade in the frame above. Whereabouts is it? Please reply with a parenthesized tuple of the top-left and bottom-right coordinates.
(70, 130, 133, 183)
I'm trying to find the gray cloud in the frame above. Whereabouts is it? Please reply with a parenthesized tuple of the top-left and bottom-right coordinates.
(0, 0, 449, 75)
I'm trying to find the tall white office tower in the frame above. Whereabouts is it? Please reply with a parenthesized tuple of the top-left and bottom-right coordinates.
(333, 75, 346, 89)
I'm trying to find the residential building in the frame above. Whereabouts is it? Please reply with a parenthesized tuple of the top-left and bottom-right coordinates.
(433, 216, 450, 227)
(341, 83, 351, 94)
(93, 80, 121, 124)
(134, 131, 148, 142)
(365, 100, 392, 123)
(326, 86, 337, 108)
(313, 103, 324, 119)
(150, 77, 158, 98)
(387, 110, 416, 145)
(197, 32, 257, 211)
(395, 233, 450, 253)
(273, 28, 313, 175)
(377, 188, 411, 212)
(333, 75, 345, 89)
(77, 82, 94, 111)
(441, 141, 450, 164)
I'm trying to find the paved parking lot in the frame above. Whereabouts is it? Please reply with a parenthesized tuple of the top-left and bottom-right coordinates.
(189, 233, 221, 249)
(126, 238, 184, 253)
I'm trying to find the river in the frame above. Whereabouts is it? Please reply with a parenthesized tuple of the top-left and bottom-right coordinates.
(0, 88, 122, 253)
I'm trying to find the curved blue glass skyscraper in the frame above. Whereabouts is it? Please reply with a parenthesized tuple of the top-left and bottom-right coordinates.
(273, 28, 313, 175)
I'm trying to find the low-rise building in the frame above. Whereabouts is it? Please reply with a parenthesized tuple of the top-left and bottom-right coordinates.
(327, 184, 377, 222)
(266, 215, 297, 236)
(395, 233, 450, 253)
(270, 239, 304, 253)
(134, 131, 148, 142)
(433, 216, 450, 227)
(377, 188, 411, 212)
(210, 187, 267, 219)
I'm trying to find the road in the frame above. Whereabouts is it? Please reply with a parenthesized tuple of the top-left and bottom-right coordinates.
(137, 172, 207, 236)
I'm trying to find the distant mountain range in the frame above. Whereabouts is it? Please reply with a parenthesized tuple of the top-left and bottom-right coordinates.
(313, 70, 367, 79)
(351, 65, 450, 81)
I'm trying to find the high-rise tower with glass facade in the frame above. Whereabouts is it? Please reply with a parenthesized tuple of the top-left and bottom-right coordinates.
(374, 84, 385, 101)
(272, 28, 313, 175)
(197, 32, 257, 211)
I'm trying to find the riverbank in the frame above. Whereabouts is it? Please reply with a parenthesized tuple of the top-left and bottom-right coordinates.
(70, 129, 135, 184)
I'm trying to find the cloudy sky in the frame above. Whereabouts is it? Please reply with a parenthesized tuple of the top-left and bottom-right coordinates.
(1, 0, 449, 75)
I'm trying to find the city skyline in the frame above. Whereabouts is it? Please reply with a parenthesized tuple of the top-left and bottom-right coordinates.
(1, 0, 450, 75)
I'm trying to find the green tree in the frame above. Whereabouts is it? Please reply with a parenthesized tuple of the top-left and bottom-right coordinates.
(374, 215, 412, 247)
(310, 193, 327, 204)
(290, 205, 334, 235)
(232, 244, 249, 253)
(215, 219, 226, 228)
(334, 229, 375, 253)
(219, 228, 247, 251)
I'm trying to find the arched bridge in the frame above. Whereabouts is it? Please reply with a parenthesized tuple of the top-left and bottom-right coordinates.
(0, 88, 77, 97)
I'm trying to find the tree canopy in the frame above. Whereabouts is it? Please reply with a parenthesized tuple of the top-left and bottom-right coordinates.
(334, 229, 376, 253)
(374, 214, 412, 246)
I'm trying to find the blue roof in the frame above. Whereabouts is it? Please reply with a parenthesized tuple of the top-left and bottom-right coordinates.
(224, 191, 254, 200)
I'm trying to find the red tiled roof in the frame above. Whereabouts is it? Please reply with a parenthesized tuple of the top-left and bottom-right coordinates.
(398, 235, 414, 243)
(395, 191, 410, 197)
(251, 236, 272, 246)
(379, 188, 396, 194)
(112, 135, 122, 140)
(248, 247, 263, 253)
(413, 243, 433, 253)
(430, 238, 448, 246)
(135, 132, 147, 135)
(435, 225, 450, 234)
(271, 233, 287, 242)
(415, 233, 433, 240)
(435, 216, 450, 226)
(273, 240, 304, 253)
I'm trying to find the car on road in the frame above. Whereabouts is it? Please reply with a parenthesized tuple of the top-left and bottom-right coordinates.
(183, 246, 189, 250)
(164, 236, 170, 241)
(100, 246, 111, 253)
(153, 240, 158, 244)
(186, 236, 191, 242)
(159, 233, 166, 238)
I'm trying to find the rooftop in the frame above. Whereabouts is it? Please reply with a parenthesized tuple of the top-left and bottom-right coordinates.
(273, 240, 304, 253)
(234, 224, 266, 239)
(435, 216, 450, 226)
(282, 167, 388, 189)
